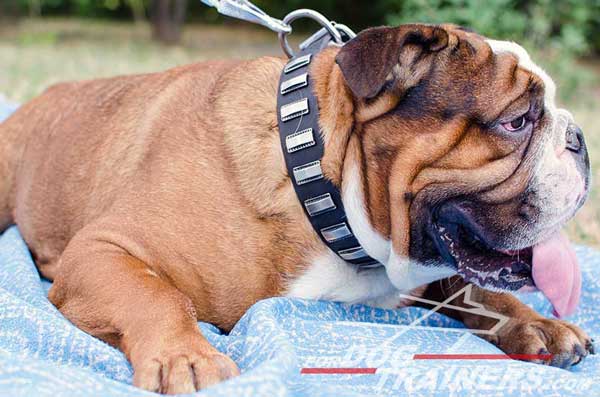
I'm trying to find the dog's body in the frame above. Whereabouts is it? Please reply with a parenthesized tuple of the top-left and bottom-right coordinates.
(0, 25, 594, 393)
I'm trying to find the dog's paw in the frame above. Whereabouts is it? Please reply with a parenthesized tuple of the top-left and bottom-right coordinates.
(498, 318, 595, 369)
(131, 333, 240, 394)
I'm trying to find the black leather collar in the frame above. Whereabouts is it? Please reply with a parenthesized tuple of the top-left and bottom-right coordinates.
(276, 34, 382, 269)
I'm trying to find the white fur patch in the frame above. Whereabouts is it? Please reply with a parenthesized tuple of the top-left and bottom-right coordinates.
(285, 250, 397, 304)
(385, 249, 456, 293)
(342, 164, 391, 264)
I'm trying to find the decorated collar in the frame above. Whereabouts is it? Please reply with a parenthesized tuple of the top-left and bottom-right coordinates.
(276, 30, 382, 269)
(200, 1, 382, 269)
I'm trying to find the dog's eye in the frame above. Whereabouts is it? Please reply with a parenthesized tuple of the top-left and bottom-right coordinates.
(501, 116, 528, 132)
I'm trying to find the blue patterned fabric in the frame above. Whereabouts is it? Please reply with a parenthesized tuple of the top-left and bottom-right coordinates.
(0, 97, 17, 120)
(1, 102, 599, 396)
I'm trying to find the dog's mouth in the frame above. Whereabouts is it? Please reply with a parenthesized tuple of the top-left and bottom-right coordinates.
(432, 222, 534, 291)
(427, 205, 581, 318)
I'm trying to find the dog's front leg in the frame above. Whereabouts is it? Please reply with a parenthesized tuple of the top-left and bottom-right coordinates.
(48, 229, 239, 394)
(421, 277, 595, 368)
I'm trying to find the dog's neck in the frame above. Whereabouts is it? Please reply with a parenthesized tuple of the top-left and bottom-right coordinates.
(308, 48, 355, 188)
(311, 48, 391, 254)
(311, 49, 457, 290)
(217, 48, 454, 290)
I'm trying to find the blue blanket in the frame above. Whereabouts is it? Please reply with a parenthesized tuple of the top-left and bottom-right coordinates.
(1, 102, 599, 396)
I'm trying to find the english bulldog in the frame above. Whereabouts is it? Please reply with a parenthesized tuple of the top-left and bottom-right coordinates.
(0, 24, 593, 394)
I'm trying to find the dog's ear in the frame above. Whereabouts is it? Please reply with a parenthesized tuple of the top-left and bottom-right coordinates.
(335, 25, 449, 99)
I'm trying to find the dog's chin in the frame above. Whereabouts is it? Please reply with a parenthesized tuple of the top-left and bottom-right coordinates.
(430, 221, 534, 292)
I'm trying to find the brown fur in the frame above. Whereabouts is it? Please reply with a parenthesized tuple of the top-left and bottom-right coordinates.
(0, 25, 591, 393)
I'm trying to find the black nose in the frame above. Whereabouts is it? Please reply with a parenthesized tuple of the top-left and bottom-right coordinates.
(565, 122, 590, 196)
(566, 124, 583, 153)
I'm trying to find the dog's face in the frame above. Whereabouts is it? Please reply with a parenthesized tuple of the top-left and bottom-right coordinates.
(336, 25, 590, 306)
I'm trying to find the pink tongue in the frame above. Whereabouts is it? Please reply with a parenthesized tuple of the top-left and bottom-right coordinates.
(532, 231, 581, 318)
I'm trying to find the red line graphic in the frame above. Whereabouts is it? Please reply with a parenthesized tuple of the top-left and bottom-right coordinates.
(300, 368, 377, 374)
(413, 354, 553, 360)
(300, 353, 553, 375)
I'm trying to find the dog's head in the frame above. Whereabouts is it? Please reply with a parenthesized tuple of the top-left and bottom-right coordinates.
(335, 24, 590, 316)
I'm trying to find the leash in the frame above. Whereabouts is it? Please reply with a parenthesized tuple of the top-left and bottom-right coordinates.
(200, 0, 355, 58)
(201, 0, 383, 269)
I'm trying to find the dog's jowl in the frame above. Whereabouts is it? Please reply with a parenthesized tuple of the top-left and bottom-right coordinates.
(0, 24, 593, 393)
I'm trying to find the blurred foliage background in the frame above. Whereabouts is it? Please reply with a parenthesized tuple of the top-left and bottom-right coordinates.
(0, 0, 599, 246)
(4, 0, 600, 52)
(2, 0, 600, 50)
(2, 0, 599, 98)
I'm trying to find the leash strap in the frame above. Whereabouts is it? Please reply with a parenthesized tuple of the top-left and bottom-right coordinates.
(276, 36, 382, 269)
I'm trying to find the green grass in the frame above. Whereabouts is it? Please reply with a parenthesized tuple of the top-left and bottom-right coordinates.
(0, 18, 288, 101)
(1, 17, 599, 247)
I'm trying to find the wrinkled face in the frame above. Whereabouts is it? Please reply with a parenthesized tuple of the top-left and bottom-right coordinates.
(336, 25, 590, 293)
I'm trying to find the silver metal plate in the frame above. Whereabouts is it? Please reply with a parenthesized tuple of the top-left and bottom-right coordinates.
(280, 98, 309, 122)
(357, 261, 384, 270)
(304, 193, 336, 216)
(280, 73, 308, 95)
(338, 246, 369, 261)
(320, 223, 352, 242)
(285, 128, 315, 153)
(284, 54, 311, 73)
(293, 161, 323, 185)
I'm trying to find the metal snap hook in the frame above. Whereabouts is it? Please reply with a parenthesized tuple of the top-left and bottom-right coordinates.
(332, 23, 357, 41)
(279, 9, 345, 58)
